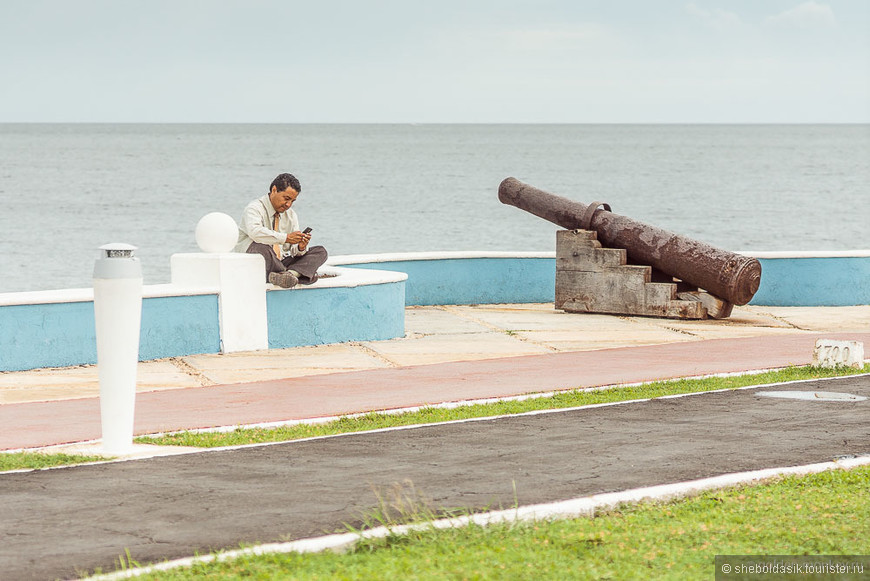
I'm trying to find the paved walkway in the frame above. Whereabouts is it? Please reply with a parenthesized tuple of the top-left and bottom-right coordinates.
(1, 303, 869, 451)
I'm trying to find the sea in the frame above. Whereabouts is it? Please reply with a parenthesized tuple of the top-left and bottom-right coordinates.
(1, 123, 868, 293)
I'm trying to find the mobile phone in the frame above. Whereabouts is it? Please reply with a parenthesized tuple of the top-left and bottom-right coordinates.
(302, 227, 313, 234)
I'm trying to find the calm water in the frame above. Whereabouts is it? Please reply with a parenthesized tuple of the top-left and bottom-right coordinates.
(1, 124, 868, 292)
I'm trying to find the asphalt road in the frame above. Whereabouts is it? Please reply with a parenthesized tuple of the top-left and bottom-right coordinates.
(2, 376, 868, 580)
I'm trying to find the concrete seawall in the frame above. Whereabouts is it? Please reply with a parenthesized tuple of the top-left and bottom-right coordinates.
(0, 264, 406, 372)
(1, 250, 867, 372)
(334, 250, 870, 307)
(746, 251, 870, 307)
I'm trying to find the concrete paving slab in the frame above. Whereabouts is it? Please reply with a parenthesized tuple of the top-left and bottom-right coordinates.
(569, 307, 799, 342)
(515, 328, 699, 351)
(638, 325, 808, 342)
(0, 361, 202, 404)
(453, 303, 556, 314)
(451, 305, 693, 339)
(0, 367, 100, 405)
(446, 303, 624, 332)
(181, 344, 393, 384)
(632, 309, 797, 338)
(361, 332, 554, 366)
(135, 361, 208, 391)
(751, 305, 870, 331)
(672, 307, 794, 329)
(404, 306, 494, 334)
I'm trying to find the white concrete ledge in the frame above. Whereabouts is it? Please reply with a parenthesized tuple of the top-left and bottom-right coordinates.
(329, 251, 556, 265)
(269, 265, 407, 291)
(332, 250, 870, 264)
(141, 283, 221, 298)
(0, 283, 220, 307)
(0, 266, 407, 306)
(740, 250, 870, 259)
(0, 288, 96, 306)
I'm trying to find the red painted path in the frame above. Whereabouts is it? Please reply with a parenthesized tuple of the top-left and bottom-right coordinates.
(3, 332, 869, 450)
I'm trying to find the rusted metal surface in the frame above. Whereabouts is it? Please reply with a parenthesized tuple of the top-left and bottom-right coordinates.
(498, 177, 762, 305)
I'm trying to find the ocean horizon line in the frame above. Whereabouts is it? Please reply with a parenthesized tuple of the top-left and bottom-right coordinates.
(2, 121, 868, 127)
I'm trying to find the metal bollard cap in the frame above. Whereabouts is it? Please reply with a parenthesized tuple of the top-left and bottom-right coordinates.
(93, 243, 142, 279)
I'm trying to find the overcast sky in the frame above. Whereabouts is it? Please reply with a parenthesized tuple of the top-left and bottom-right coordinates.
(2, 0, 868, 123)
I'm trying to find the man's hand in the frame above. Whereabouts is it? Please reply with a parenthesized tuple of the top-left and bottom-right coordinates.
(286, 230, 312, 250)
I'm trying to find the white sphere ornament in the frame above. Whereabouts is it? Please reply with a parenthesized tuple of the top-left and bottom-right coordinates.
(195, 212, 239, 253)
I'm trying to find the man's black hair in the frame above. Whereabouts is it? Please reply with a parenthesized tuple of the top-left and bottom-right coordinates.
(270, 173, 301, 194)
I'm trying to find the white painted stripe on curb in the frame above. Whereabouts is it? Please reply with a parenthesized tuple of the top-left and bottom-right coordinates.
(81, 454, 870, 581)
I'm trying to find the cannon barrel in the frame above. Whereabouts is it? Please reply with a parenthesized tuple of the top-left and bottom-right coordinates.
(498, 177, 761, 305)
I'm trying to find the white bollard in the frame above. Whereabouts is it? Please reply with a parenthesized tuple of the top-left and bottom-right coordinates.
(93, 243, 143, 455)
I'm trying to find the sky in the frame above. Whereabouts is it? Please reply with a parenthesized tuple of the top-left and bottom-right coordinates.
(1, 0, 868, 123)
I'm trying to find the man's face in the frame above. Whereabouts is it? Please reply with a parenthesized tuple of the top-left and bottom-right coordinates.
(270, 186, 299, 213)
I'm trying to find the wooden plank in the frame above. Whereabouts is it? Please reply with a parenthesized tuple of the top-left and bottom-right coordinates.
(556, 231, 602, 255)
(555, 230, 600, 251)
(677, 291, 733, 319)
(557, 269, 647, 313)
(556, 229, 598, 242)
(644, 282, 677, 304)
(556, 247, 627, 271)
(557, 267, 691, 317)
(664, 300, 707, 319)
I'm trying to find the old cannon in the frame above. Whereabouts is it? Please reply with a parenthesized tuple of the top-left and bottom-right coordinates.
(498, 177, 762, 318)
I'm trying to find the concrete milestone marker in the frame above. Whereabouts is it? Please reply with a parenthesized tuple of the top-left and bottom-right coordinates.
(812, 339, 864, 369)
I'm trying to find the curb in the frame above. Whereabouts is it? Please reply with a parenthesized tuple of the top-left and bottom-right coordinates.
(82, 454, 870, 580)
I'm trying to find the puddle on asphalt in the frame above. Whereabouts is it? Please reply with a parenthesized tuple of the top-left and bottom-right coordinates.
(755, 391, 867, 402)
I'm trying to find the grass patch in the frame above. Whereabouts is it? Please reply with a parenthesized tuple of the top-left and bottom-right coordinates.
(0, 451, 108, 472)
(137, 364, 869, 448)
(115, 465, 870, 580)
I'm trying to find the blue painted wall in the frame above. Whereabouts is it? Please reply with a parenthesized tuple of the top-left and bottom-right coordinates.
(267, 280, 406, 348)
(139, 295, 221, 359)
(343, 255, 870, 308)
(0, 301, 98, 371)
(751, 257, 870, 307)
(343, 258, 556, 306)
(0, 294, 220, 372)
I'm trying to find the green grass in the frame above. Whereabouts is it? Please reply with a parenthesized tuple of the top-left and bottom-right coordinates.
(137, 364, 869, 448)
(0, 451, 109, 472)
(116, 465, 870, 580)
